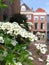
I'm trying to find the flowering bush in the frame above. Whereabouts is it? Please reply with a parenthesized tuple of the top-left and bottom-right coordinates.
(34, 43, 47, 54)
(46, 55, 49, 65)
(0, 22, 37, 65)
(36, 32, 46, 41)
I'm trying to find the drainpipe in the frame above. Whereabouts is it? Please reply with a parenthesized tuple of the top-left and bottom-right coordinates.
(46, 15, 47, 42)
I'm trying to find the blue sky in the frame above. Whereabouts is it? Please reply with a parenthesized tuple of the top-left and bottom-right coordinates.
(21, 0, 49, 14)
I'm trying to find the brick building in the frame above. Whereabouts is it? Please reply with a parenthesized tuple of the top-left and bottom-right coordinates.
(20, 3, 47, 34)
(0, 0, 20, 21)
(47, 14, 49, 32)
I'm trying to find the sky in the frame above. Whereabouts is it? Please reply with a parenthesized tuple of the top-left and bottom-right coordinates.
(21, 0, 49, 14)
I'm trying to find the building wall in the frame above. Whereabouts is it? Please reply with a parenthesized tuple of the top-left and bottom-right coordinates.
(33, 14, 46, 32)
(47, 15, 49, 31)
(20, 5, 47, 33)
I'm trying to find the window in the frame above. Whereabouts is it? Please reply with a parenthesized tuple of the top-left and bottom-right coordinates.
(21, 6, 26, 11)
(26, 14, 31, 19)
(40, 16, 44, 20)
(34, 23, 38, 29)
(41, 23, 44, 29)
(34, 16, 38, 21)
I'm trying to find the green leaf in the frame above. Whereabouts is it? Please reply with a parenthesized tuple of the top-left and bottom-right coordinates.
(0, 4, 7, 8)
(23, 59, 34, 65)
(4, 37, 11, 46)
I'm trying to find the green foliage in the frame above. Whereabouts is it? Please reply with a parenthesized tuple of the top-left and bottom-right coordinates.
(0, 29, 33, 65)
(9, 14, 27, 23)
(0, 43, 33, 65)
(0, 4, 7, 9)
(0, 0, 7, 9)
(9, 14, 29, 31)
(23, 59, 34, 65)
(16, 35, 30, 44)
(0, 0, 13, 9)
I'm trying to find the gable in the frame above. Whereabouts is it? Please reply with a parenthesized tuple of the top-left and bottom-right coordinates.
(35, 8, 45, 12)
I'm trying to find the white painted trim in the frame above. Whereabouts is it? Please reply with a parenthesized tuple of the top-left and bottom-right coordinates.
(20, 11, 46, 15)
(33, 12, 46, 15)
(20, 11, 33, 14)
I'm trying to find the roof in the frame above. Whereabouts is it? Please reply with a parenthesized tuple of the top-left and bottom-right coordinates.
(35, 8, 45, 12)
(21, 3, 32, 11)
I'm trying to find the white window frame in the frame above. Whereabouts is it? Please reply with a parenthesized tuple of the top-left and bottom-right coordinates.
(40, 16, 45, 20)
(34, 16, 38, 21)
(21, 5, 26, 11)
(26, 14, 31, 19)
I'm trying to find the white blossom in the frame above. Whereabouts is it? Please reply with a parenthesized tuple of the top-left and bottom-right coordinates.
(14, 62, 22, 65)
(1, 22, 11, 30)
(34, 43, 47, 54)
(0, 22, 37, 42)
(40, 44, 47, 48)
(28, 56, 34, 60)
(27, 22, 33, 26)
(0, 36, 4, 43)
(36, 44, 41, 50)
(8, 63, 11, 65)
(42, 33, 45, 36)
(38, 58, 43, 62)
(37, 32, 41, 35)
(40, 48, 47, 54)
(46, 62, 49, 65)
(46, 55, 49, 63)
(22, 46, 26, 50)
(11, 40, 18, 46)
(28, 51, 32, 56)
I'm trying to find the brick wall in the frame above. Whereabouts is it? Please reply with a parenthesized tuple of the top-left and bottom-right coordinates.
(20, 4, 47, 33)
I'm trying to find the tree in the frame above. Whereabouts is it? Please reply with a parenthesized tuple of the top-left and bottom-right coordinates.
(0, 0, 12, 21)
(9, 14, 29, 31)
(0, 0, 7, 8)
(0, 0, 8, 21)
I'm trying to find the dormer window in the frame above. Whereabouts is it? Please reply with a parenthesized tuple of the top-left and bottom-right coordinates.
(21, 5, 26, 11)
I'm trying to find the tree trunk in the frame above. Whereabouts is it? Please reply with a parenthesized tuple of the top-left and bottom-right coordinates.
(0, 9, 3, 21)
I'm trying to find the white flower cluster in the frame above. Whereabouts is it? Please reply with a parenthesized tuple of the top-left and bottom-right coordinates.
(11, 40, 18, 46)
(27, 22, 33, 26)
(37, 32, 41, 35)
(0, 36, 4, 43)
(37, 32, 45, 37)
(46, 55, 49, 65)
(25, 50, 34, 60)
(14, 62, 22, 65)
(0, 22, 38, 42)
(8, 62, 22, 65)
(34, 43, 47, 54)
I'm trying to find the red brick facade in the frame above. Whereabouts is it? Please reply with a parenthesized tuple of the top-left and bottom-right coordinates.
(20, 4, 47, 33)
